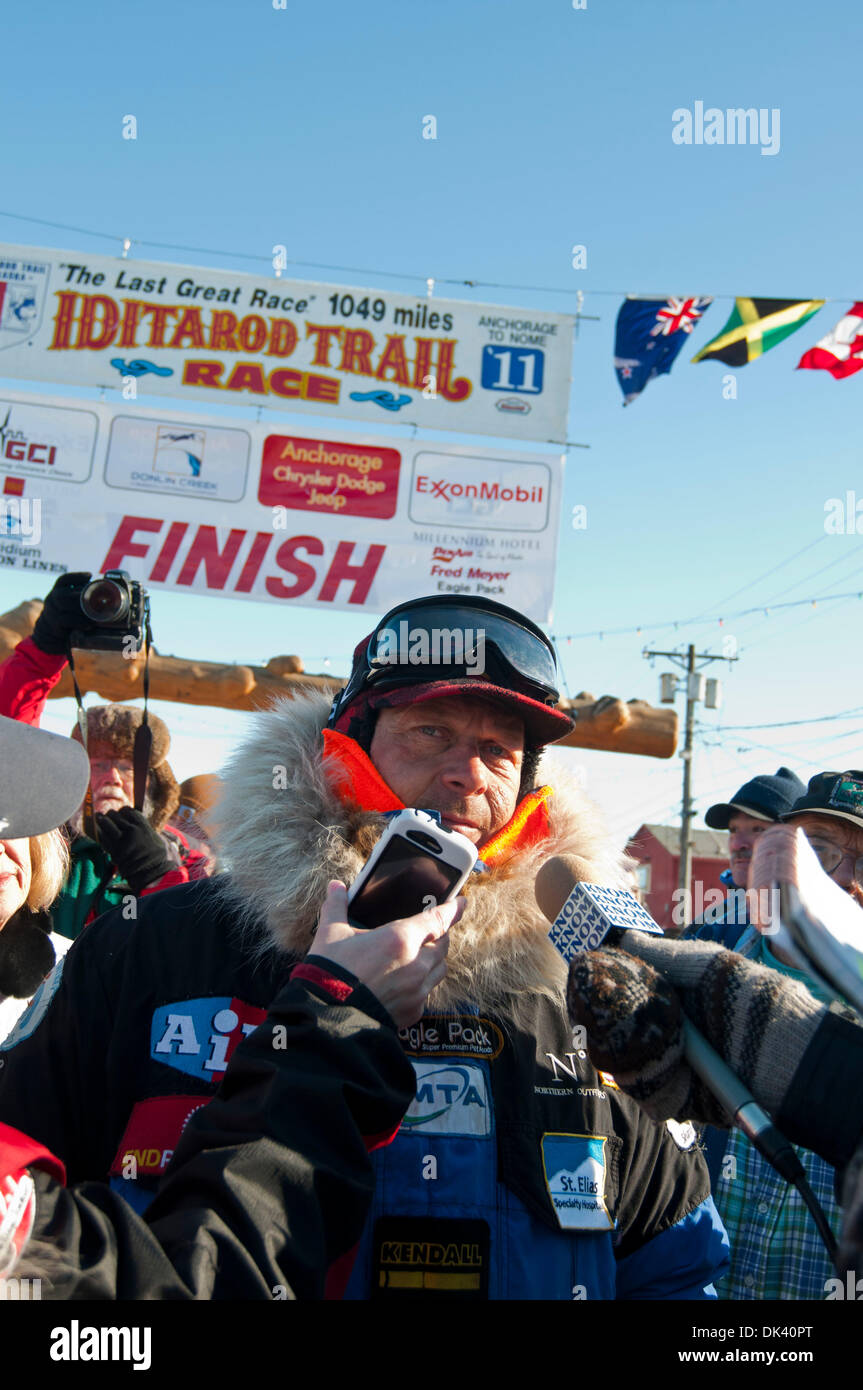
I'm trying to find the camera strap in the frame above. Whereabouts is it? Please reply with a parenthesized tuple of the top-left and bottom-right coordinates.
(65, 602, 154, 836)
(66, 643, 99, 844)
(132, 609, 154, 813)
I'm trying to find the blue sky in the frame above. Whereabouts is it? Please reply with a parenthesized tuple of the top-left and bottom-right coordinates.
(2, 0, 861, 843)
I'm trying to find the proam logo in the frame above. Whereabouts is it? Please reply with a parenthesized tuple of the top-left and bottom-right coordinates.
(401, 1061, 491, 1136)
(150, 996, 266, 1082)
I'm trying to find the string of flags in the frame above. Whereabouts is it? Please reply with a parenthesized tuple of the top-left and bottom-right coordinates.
(613, 295, 863, 404)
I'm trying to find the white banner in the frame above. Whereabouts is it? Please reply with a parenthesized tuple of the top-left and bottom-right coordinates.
(0, 391, 563, 620)
(0, 244, 574, 444)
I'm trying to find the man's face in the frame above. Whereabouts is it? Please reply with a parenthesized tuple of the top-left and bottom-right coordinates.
(89, 756, 135, 815)
(787, 812, 863, 908)
(727, 810, 772, 887)
(368, 695, 525, 848)
(0, 837, 31, 928)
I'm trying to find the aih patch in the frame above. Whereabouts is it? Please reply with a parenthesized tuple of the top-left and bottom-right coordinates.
(541, 1133, 613, 1231)
(150, 996, 266, 1082)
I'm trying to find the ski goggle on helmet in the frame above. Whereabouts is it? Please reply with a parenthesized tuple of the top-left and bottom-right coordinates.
(327, 595, 575, 747)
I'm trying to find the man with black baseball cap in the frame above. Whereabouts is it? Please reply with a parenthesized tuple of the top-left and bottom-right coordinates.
(0, 594, 729, 1300)
(691, 767, 806, 949)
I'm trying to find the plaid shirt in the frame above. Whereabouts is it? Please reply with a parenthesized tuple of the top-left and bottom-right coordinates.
(713, 1129, 842, 1300)
(710, 922, 843, 1299)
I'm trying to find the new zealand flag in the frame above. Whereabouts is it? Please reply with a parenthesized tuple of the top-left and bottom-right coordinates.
(614, 296, 712, 404)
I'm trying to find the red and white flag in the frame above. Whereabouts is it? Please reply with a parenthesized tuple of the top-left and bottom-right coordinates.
(797, 302, 863, 379)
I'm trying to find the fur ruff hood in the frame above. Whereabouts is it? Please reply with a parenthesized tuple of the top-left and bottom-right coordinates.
(215, 692, 635, 1019)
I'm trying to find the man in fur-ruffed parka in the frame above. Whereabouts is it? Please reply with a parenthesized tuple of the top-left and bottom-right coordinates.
(0, 596, 729, 1300)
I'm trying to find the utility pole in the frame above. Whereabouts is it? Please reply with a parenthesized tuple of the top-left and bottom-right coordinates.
(679, 644, 696, 913)
(643, 643, 738, 928)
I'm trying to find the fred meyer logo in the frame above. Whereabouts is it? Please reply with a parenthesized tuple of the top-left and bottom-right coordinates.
(401, 1061, 491, 1136)
(150, 996, 266, 1082)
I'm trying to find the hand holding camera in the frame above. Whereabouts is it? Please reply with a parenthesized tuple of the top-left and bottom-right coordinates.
(31, 572, 94, 654)
(31, 571, 150, 657)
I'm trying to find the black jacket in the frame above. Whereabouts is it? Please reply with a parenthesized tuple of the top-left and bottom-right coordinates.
(2, 943, 414, 1299)
(0, 880, 727, 1300)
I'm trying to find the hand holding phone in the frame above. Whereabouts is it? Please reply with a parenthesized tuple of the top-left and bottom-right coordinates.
(346, 809, 478, 930)
(312, 881, 463, 1026)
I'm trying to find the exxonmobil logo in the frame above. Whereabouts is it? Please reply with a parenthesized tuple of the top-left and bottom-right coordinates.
(415, 477, 544, 504)
(409, 452, 551, 533)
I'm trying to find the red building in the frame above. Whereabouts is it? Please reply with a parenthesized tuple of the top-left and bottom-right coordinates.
(624, 823, 729, 935)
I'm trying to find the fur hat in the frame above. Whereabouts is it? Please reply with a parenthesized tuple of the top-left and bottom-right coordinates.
(70, 705, 179, 831)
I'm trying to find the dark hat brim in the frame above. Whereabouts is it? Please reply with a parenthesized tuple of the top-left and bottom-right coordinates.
(705, 800, 774, 830)
(366, 679, 575, 747)
(781, 805, 863, 831)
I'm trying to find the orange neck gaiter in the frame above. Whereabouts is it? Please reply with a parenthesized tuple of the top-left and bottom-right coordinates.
(322, 728, 552, 869)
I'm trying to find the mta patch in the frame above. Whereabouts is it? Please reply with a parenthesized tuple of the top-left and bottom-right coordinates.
(400, 1060, 491, 1136)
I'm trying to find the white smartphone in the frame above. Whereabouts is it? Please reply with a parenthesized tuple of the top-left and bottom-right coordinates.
(346, 808, 478, 930)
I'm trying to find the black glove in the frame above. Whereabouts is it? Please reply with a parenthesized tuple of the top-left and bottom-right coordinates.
(31, 572, 92, 654)
(96, 807, 171, 894)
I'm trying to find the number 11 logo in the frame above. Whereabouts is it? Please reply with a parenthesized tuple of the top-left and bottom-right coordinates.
(480, 346, 545, 395)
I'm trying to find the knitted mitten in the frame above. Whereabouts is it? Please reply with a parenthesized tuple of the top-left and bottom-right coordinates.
(566, 935, 826, 1125)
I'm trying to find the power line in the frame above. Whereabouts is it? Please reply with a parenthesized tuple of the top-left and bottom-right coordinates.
(738, 589, 861, 656)
(553, 588, 863, 643)
(683, 536, 829, 626)
(747, 544, 863, 611)
(697, 705, 863, 732)
(1, 207, 861, 305)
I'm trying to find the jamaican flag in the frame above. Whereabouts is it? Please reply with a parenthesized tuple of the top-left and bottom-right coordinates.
(692, 297, 824, 367)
